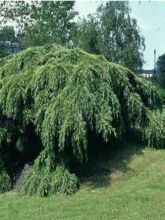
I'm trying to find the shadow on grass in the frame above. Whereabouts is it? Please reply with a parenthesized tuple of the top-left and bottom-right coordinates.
(79, 142, 145, 190)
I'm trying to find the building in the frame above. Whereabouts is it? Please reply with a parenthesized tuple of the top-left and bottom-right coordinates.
(142, 69, 155, 78)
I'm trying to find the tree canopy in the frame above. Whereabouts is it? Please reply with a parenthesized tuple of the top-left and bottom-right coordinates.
(24, 1, 77, 48)
(0, 26, 17, 58)
(0, 1, 77, 48)
(156, 53, 165, 88)
(0, 1, 144, 72)
(0, 1, 32, 33)
(0, 44, 161, 196)
(0, 26, 16, 42)
(75, 1, 145, 72)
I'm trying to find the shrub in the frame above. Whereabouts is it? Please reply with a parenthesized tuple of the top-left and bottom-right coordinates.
(144, 110, 165, 148)
(0, 161, 11, 193)
(22, 150, 79, 196)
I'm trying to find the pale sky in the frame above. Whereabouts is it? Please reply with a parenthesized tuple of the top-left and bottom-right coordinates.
(75, 1, 165, 70)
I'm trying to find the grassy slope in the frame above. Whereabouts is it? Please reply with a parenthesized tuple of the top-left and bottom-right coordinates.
(0, 146, 165, 220)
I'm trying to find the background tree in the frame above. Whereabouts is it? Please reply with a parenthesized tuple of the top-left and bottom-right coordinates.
(0, 1, 77, 48)
(24, 1, 77, 48)
(156, 53, 165, 88)
(0, 26, 17, 58)
(74, 15, 100, 54)
(0, 26, 16, 42)
(0, 1, 145, 72)
(0, 1, 32, 34)
(0, 1, 33, 58)
(75, 1, 145, 73)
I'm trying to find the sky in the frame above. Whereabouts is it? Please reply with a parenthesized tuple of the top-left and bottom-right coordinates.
(75, 1, 165, 70)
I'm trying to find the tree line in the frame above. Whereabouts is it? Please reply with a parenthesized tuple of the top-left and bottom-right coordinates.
(0, 1, 145, 73)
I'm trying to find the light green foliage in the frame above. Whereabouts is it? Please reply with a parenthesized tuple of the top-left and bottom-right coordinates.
(22, 149, 79, 196)
(0, 44, 161, 195)
(0, 44, 160, 159)
(0, 161, 11, 193)
(144, 110, 165, 148)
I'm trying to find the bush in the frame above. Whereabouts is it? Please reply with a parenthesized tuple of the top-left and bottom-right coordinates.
(22, 150, 79, 196)
(144, 110, 165, 148)
(0, 161, 11, 193)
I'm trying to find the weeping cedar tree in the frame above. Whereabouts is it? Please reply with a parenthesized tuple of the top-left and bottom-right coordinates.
(74, 1, 145, 73)
(0, 45, 161, 196)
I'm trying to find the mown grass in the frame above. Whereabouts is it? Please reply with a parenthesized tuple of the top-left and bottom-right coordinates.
(0, 145, 165, 220)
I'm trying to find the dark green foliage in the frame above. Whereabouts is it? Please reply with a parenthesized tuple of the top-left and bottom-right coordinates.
(0, 26, 17, 58)
(156, 53, 165, 88)
(0, 26, 16, 42)
(0, 161, 11, 193)
(73, 15, 100, 55)
(158, 87, 165, 105)
(0, 45, 161, 196)
(0, 48, 8, 59)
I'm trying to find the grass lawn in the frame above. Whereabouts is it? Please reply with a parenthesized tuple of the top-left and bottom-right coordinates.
(0, 145, 165, 220)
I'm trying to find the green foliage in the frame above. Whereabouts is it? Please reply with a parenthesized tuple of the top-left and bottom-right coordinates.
(0, 1, 144, 73)
(22, 149, 79, 196)
(0, 26, 17, 58)
(0, 26, 16, 42)
(73, 15, 100, 55)
(0, 1, 77, 48)
(144, 110, 165, 148)
(0, 1, 33, 34)
(158, 87, 165, 105)
(24, 1, 77, 48)
(0, 161, 11, 193)
(156, 53, 165, 88)
(0, 44, 161, 196)
(0, 45, 160, 159)
(75, 1, 145, 72)
(0, 48, 8, 59)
